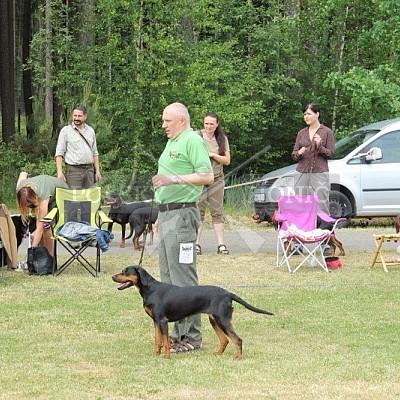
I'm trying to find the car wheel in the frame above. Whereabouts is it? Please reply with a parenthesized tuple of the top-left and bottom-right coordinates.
(329, 190, 353, 219)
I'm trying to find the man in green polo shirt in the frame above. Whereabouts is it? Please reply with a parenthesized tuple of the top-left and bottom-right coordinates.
(152, 102, 213, 353)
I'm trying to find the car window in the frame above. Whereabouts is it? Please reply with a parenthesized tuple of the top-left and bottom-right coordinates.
(333, 130, 378, 160)
(361, 130, 400, 163)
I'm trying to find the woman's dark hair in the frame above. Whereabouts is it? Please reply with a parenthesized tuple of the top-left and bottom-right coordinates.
(303, 103, 321, 120)
(204, 112, 227, 156)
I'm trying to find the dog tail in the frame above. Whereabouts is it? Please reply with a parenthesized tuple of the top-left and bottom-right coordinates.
(230, 293, 274, 315)
(125, 216, 134, 239)
(125, 229, 134, 240)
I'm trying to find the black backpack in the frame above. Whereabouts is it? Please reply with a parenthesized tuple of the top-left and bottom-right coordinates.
(27, 246, 54, 275)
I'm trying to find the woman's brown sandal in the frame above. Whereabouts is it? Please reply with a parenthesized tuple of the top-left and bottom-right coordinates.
(217, 244, 229, 255)
(196, 244, 202, 255)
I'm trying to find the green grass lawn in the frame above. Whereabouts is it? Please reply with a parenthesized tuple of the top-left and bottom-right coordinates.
(1, 248, 399, 399)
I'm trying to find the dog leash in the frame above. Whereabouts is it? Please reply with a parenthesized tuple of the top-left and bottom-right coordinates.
(138, 195, 155, 267)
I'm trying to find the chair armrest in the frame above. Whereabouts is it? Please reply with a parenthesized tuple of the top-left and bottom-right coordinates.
(101, 205, 111, 216)
(41, 208, 58, 223)
(274, 212, 286, 223)
(330, 217, 347, 231)
(317, 210, 348, 228)
(97, 209, 113, 227)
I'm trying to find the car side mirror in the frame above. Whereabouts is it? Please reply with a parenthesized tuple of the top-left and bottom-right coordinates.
(365, 147, 382, 162)
(353, 146, 383, 162)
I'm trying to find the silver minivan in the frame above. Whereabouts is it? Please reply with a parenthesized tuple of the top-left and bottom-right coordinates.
(253, 118, 400, 220)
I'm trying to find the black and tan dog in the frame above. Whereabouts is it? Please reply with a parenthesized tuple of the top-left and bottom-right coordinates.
(125, 207, 159, 250)
(2, 215, 36, 267)
(112, 266, 274, 359)
(106, 192, 151, 248)
(317, 216, 350, 256)
(12, 215, 36, 249)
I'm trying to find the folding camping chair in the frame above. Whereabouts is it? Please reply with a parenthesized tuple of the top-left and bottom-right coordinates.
(42, 187, 112, 277)
(275, 194, 346, 273)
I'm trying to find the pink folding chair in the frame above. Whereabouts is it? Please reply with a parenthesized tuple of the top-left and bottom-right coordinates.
(275, 194, 346, 273)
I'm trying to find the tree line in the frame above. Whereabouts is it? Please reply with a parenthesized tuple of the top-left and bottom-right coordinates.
(1, 0, 399, 201)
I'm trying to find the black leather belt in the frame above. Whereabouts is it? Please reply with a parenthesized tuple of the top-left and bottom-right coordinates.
(66, 163, 93, 168)
(158, 202, 196, 212)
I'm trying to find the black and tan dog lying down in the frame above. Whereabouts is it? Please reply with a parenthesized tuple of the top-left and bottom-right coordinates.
(112, 266, 274, 359)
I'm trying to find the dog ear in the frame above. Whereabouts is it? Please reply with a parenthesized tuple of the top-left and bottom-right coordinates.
(124, 265, 141, 278)
(136, 266, 153, 286)
(132, 266, 140, 275)
(135, 266, 144, 281)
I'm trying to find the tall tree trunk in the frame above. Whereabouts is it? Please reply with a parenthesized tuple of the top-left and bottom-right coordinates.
(81, 0, 93, 48)
(331, 6, 349, 133)
(22, 0, 34, 139)
(45, 0, 53, 118)
(0, 0, 16, 143)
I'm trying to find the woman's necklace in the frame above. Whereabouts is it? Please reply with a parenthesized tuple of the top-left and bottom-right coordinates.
(204, 132, 215, 141)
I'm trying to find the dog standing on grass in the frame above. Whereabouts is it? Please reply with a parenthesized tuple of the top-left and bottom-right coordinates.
(125, 207, 159, 250)
(106, 192, 151, 248)
(112, 266, 274, 359)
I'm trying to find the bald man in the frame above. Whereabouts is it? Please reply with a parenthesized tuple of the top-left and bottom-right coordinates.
(152, 103, 213, 353)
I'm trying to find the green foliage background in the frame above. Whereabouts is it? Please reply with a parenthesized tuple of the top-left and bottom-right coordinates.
(2, 0, 400, 205)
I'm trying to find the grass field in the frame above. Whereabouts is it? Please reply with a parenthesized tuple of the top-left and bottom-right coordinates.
(1, 242, 400, 399)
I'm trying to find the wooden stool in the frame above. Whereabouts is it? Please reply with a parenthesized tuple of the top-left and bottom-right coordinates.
(371, 233, 400, 272)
